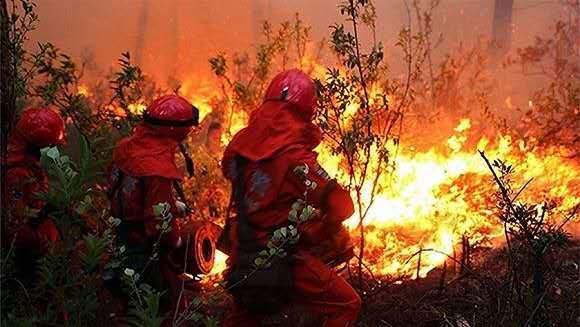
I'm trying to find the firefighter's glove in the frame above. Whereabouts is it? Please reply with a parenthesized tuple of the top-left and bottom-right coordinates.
(175, 200, 188, 216)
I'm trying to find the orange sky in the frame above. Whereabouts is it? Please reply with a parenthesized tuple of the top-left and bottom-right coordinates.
(26, 0, 569, 106)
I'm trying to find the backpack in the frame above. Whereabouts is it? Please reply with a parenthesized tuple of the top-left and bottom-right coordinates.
(225, 156, 293, 314)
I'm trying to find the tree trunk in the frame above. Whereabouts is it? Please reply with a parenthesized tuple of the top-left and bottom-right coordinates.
(168, 0, 179, 87)
(134, 0, 150, 66)
(531, 249, 546, 326)
(1, 0, 16, 224)
(490, 0, 514, 60)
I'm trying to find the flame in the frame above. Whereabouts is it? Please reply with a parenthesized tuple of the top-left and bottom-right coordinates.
(105, 104, 127, 118)
(315, 119, 578, 277)
(181, 85, 578, 279)
(179, 78, 219, 122)
(127, 103, 146, 115)
(93, 72, 578, 281)
(454, 118, 471, 132)
(77, 84, 90, 96)
(211, 250, 228, 275)
(223, 109, 249, 144)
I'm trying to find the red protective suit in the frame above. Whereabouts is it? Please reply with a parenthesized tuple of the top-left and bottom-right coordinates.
(109, 95, 198, 314)
(222, 69, 361, 326)
(3, 108, 64, 284)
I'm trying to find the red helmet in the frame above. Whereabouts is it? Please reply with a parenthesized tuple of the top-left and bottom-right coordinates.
(143, 95, 199, 141)
(16, 108, 65, 148)
(263, 69, 317, 119)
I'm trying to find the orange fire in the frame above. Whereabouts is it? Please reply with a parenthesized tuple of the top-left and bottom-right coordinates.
(205, 113, 578, 279)
(211, 101, 578, 279)
(328, 123, 579, 277)
(79, 74, 578, 280)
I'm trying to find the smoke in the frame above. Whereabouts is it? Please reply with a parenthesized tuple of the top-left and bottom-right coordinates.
(28, 1, 568, 98)
(134, 0, 149, 67)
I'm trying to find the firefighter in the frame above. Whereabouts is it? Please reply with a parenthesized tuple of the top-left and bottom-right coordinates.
(222, 69, 361, 326)
(107, 94, 199, 314)
(3, 108, 65, 285)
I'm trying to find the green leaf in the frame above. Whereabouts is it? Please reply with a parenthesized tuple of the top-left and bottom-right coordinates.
(299, 205, 316, 222)
(81, 234, 109, 272)
(152, 203, 169, 217)
(289, 227, 298, 237)
(291, 201, 303, 211)
(76, 194, 92, 214)
(272, 229, 282, 241)
(309, 181, 318, 190)
(45, 146, 60, 160)
(288, 209, 298, 222)
(254, 257, 265, 267)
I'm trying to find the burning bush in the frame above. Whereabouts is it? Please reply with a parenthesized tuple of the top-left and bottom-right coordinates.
(1, 0, 578, 326)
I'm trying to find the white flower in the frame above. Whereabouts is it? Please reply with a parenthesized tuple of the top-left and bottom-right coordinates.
(124, 268, 135, 277)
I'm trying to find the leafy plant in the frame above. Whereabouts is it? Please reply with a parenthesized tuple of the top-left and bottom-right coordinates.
(1, 0, 39, 123)
(39, 137, 104, 245)
(81, 233, 110, 273)
(107, 52, 150, 134)
(1, 0, 41, 224)
(123, 272, 165, 327)
(315, 0, 424, 292)
(209, 13, 324, 136)
(254, 164, 319, 269)
(480, 151, 577, 326)
(504, 2, 579, 154)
